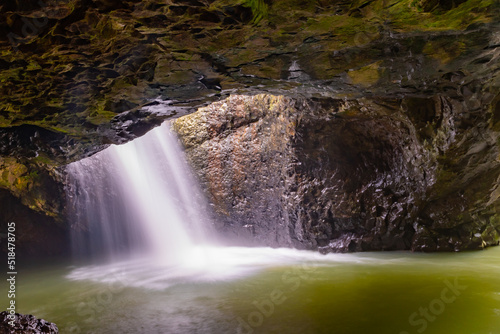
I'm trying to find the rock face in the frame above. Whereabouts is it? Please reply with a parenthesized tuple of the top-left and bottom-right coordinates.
(0, 312, 58, 334)
(173, 95, 298, 246)
(0, 0, 498, 159)
(0, 188, 69, 258)
(0, 0, 499, 254)
(174, 94, 500, 252)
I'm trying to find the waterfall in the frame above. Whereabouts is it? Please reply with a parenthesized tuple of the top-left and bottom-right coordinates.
(66, 122, 213, 264)
(66, 121, 329, 289)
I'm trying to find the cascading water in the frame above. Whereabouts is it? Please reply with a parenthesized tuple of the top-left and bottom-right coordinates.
(40, 118, 500, 334)
(66, 122, 213, 264)
(66, 121, 329, 288)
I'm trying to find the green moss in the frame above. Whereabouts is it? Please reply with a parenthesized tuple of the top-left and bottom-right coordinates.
(432, 168, 459, 196)
(46, 99, 64, 109)
(1, 103, 18, 115)
(33, 154, 55, 166)
(0, 159, 28, 192)
(29, 170, 40, 180)
(423, 0, 495, 28)
(0, 68, 22, 83)
(423, 40, 466, 64)
(86, 100, 117, 125)
(386, 0, 496, 31)
(305, 15, 364, 39)
(205, 29, 248, 50)
(46, 126, 70, 134)
(15, 171, 40, 191)
(209, 0, 268, 24)
(26, 61, 42, 71)
(171, 52, 195, 62)
(347, 61, 383, 86)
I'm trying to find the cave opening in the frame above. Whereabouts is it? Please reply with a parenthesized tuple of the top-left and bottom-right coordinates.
(6, 93, 500, 334)
(3, 90, 500, 333)
(9, 92, 493, 333)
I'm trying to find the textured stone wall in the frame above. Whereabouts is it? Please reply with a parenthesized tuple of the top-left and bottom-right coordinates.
(0, 188, 69, 258)
(0, 0, 499, 256)
(173, 94, 298, 247)
(174, 94, 500, 252)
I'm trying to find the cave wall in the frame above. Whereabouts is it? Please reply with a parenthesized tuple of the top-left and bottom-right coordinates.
(173, 93, 500, 252)
(173, 94, 298, 247)
(0, 188, 69, 259)
(0, 154, 68, 258)
(0, 0, 498, 162)
(0, 0, 499, 255)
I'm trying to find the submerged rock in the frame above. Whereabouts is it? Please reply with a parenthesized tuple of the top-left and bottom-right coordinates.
(0, 312, 58, 334)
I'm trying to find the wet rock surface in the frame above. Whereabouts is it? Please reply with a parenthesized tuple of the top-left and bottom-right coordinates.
(0, 0, 498, 163)
(0, 0, 499, 254)
(0, 312, 58, 334)
(173, 95, 298, 247)
(0, 188, 69, 258)
(174, 94, 500, 252)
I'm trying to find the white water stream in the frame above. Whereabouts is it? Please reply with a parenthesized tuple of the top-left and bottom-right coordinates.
(23, 121, 500, 334)
(66, 122, 333, 288)
(66, 122, 211, 265)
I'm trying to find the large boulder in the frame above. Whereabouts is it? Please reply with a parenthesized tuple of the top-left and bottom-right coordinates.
(173, 93, 500, 252)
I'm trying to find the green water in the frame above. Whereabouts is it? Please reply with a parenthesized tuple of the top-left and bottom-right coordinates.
(5, 247, 500, 334)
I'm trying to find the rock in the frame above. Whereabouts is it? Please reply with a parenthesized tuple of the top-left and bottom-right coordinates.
(0, 0, 498, 166)
(0, 0, 499, 254)
(173, 93, 500, 252)
(0, 312, 58, 334)
(173, 94, 298, 247)
(0, 188, 69, 259)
